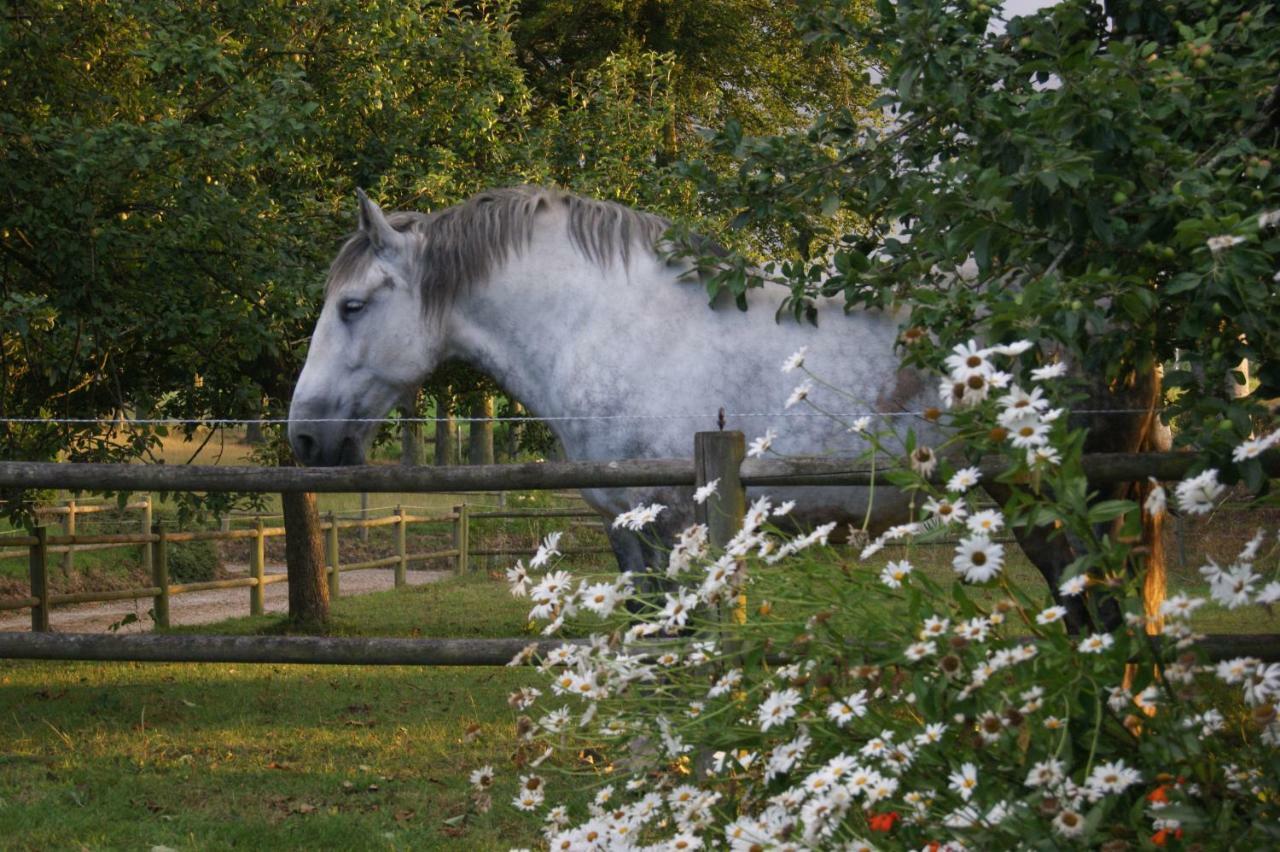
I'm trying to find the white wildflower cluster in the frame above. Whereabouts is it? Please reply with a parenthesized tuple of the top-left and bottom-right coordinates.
(937, 338, 1070, 464)
(1198, 530, 1280, 610)
(481, 342, 1280, 850)
(857, 461, 1009, 586)
(505, 529, 639, 635)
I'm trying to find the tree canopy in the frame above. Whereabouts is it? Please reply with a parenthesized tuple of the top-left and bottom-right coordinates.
(1, 0, 871, 477)
(681, 0, 1278, 475)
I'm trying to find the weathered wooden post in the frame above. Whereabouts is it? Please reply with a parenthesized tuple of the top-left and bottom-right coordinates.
(453, 503, 470, 575)
(250, 517, 266, 617)
(62, 499, 75, 575)
(694, 431, 747, 551)
(694, 431, 747, 626)
(395, 505, 407, 587)
(325, 512, 340, 599)
(152, 524, 170, 629)
(140, 495, 153, 577)
(29, 526, 49, 632)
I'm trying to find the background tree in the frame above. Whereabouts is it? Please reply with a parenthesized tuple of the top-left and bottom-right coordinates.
(680, 0, 1278, 472)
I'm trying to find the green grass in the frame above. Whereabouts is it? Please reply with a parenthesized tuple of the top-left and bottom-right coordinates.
(168, 573, 535, 640)
(0, 574, 560, 851)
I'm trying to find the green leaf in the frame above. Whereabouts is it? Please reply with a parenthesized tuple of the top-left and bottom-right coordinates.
(1086, 499, 1137, 524)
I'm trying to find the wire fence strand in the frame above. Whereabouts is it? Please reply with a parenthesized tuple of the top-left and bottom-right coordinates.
(0, 408, 1163, 427)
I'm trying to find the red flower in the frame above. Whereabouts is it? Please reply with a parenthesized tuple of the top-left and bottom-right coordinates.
(1152, 827, 1184, 846)
(1147, 784, 1170, 804)
(867, 811, 901, 832)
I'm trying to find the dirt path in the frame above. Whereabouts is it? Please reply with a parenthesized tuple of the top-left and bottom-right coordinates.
(0, 563, 451, 634)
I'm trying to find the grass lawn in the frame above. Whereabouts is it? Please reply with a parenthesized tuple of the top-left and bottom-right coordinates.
(0, 577, 557, 851)
(0, 552, 1275, 849)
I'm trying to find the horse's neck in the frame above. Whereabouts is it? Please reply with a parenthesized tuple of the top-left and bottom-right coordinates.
(444, 241, 673, 456)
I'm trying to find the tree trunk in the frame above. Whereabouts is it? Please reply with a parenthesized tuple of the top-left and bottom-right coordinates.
(468, 395, 494, 465)
(281, 491, 329, 628)
(503, 401, 523, 461)
(434, 390, 455, 466)
(245, 421, 265, 444)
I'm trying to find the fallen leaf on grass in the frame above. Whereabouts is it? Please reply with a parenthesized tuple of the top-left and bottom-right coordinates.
(394, 809, 416, 823)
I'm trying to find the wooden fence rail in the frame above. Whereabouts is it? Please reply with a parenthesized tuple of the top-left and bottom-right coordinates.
(0, 498, 606, 630)
(0, 440, 1275, 666)
(3, 451, 1276, 494)
(0, 631, 1274, 665)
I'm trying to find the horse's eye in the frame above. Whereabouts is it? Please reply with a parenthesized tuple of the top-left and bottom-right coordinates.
(340, 298, 366, 320)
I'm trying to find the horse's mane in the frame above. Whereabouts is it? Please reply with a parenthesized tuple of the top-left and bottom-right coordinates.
(325, 186, 671, 310)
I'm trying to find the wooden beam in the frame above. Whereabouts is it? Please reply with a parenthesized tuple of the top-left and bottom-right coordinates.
(0, 451, 1273, 494)
(0, 632, 1272, 665)
(0, 632, 585, 666)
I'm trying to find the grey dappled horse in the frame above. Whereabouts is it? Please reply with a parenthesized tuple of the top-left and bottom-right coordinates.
(288, 187, 1163, 626)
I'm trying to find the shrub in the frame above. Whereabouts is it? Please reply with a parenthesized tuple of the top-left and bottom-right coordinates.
(165, 539, 221, 584)
(479, 341, 1279, 849)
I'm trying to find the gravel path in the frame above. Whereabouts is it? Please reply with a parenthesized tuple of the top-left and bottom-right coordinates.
(0, 564, 451, 634)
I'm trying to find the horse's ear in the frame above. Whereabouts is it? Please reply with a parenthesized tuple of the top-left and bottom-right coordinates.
(355, 188, 398, 251)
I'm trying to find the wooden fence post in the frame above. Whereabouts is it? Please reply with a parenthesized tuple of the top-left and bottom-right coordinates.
(30, 526, 49, 632)
(250, 518, 266, 617)
(694, 431, 747, 552)
(694, 431, 747, 627)
(152, 524, 170, 629)
(453, 503, 470, 575)
(395, 505, 407, 587)
(140, 496, 153, 578)
(62, 499, 75, 575)
(326, 512, 340, 598)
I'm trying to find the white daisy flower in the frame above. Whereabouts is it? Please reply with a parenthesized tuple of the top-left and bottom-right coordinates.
(965, 509, 1002, 535)
(948, 762, 979, 801)
(1036, 605, 1068, 625)
(946, 466, 982, 492)
(1207, 234, 1246, 254)
(904, 640, 936, 661)
(693, 478, 719, 505)
(781, 346, 808, 373)
(880, 560, 913, 589)
(786, 379, 814, 408)
(1174, 468, 1223, 515)
(1079, 632, 1114, 654)
(470, 765, 495, 790)
(1052, 809, 1086, 838)
(1030, 362, 1068, 381)
(1059, 574, 1088, 597)
(909, 445, 939, 477)
(1233, 429, 1280, 461)
(952, 535, 1004, 583)
(757, 688, 803, 731)
(747, 429, 776, 458)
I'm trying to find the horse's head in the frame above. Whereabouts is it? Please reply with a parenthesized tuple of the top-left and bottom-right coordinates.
(288, 191, 439, 466)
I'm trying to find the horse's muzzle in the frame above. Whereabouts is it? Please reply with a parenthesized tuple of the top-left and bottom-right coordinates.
(288, 406, 367, 467)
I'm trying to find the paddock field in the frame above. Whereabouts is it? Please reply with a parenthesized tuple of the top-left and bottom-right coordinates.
(1, 429, 1274, 848)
